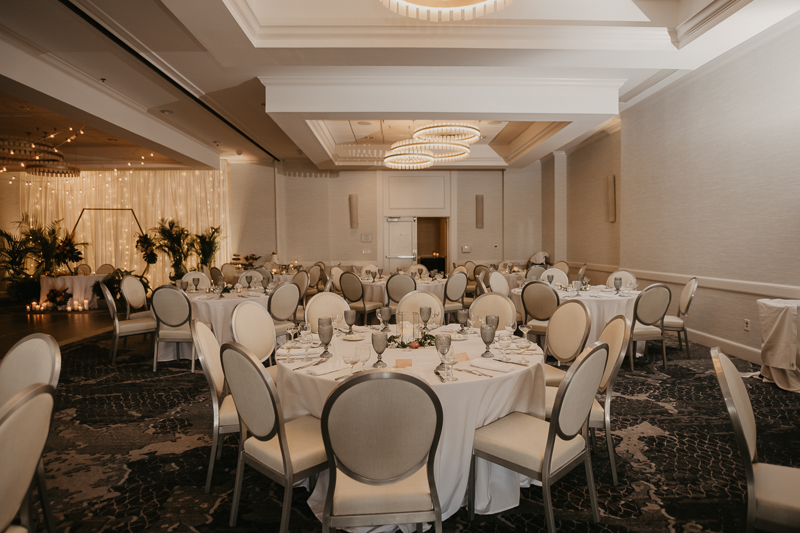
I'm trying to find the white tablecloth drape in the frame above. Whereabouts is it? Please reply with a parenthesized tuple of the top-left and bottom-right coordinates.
(757, 299, 800, 393)
(278, 326, 546, 531)
(39, 275, 104, 308)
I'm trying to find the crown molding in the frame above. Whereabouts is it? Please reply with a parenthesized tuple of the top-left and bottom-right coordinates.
(673, 0, 753, 49)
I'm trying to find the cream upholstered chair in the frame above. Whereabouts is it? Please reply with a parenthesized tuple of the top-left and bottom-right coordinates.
(101, 283, 157, 365)
(396, 290, 445, 328)
(183, 271, 211, 289)
(120, 275, 152, 320)
(469, 293, 517, 329)
(0, 334, 60, 533)
(663, 277, 698, 355)
(452, 265, 467, 276)
(305, 264, 321, 300)
(96, 263, 115, 276)
(330, 266, 344, 294)
(469, 342, 608, 532)
(255, 266, 272, 285)
(321, 371, 444, 533)
(712, 348, 800, 532)
(521, 281, 560, 344)
(473, 265, 490, 287)
(544, 316, 631, 485)
(469, 271, 489, 304)
(361, 264, 379, 277)
(305, 292, 350, 333)
(221, 263, 238, 284)
(442, 271, 468, 321)
(526, 265, 546, 281)
(386, 273, 416, 315)
(222, 342, 327, 532)
(209, 266, 225, 285)
(488, 271, 510, 296)
(540, 268, 568, 286)
(606, 270, 636, 288)
(267, 282, 301, 336)
(552, 261, 570, 275)
(409, 263, 429, 277)
(0, 383, 56, 533)
(236, 269, 262, 288)
(231, 301, 279, 381)
(152, 285, 195, 373)
(542, 300, 591, 386)
(629, 284, 671, 370)
(191, 320, 239, 493)
(201, 264, 212, 280)
(291, 270, 310, 320)
(75, 263, 92, 275)
(464, 261, 477, 295)
(340, 271, 382, 325)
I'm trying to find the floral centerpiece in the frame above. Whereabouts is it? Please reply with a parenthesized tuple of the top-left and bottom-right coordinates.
(54, 231, 84, 273)
(388, 331, 435, 349)
(136, 233, 158, 265)
(46, 287, 72, 307)
(243, 254, 260, 269)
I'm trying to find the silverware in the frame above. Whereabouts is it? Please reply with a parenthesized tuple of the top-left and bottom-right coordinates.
(293, 359, 324, 371)
(502, 360, 529, 367)
(433, 369, 446, 383)
(454, 368, 490, 378)
(309, 366, 348, 376)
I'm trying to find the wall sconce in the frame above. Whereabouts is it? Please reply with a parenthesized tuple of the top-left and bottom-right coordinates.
(607, 175, 616, 222)
(475, 194, 484, 229)
(349, 194, 359, 228)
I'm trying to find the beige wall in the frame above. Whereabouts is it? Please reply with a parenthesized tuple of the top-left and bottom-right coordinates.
(328, 172, 378, 263)
(455, 171, 504, 264)
(504, 166, 542, 263)
(540, 156, 555, 260)
(228, 162, 277, 259)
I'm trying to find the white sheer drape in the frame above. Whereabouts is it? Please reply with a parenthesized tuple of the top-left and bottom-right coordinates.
(20, 167, 232, 289)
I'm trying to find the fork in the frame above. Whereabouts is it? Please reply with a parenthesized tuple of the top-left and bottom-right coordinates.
(293, 359, 324, 371)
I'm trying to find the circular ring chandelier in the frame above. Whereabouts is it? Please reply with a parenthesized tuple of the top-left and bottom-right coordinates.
(383, 122, 478, 169)
(383, 150, 435, 170)
(413, 123, 481, 144)
(25, 161, 81, 178)
(379, 0, 514, 22)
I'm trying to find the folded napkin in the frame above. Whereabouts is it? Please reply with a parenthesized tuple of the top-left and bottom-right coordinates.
(470, 359, 514, 373)
(433, 324, 461, 333)
(277, 344, 323, 357)
(351, 325, 372, 333)
(594, 292, 618, 299)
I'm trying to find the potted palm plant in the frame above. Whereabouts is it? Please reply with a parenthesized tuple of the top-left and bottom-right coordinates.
(152, 219, 193, 281)
(190, 226, 222, 268)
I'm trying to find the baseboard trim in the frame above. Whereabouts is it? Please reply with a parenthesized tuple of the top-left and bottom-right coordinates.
(685, 328, 761, 365)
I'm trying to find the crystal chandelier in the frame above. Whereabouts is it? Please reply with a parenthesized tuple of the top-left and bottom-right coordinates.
(383, 122, 479, 170)
(379, 0, 514, 22)
(0, 137, 80, 177)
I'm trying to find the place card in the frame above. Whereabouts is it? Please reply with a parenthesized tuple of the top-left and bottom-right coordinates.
(457, 352, 470, 362)
(395, 359, 413, 368)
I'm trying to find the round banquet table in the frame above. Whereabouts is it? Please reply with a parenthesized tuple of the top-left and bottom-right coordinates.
(362, 277, 447, 305)
(277, 325, 546, 532)
(39, 274, 104, 309)
(502, 272, 526, 290)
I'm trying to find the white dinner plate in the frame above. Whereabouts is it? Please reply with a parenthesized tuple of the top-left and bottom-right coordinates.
(342, 335, 363, 341)
(451, 334, 468, 341)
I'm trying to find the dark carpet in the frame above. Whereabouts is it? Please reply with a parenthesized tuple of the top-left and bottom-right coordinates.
(29, 332, 800, 533)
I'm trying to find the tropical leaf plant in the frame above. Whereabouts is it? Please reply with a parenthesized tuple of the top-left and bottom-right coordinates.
(92, 268, 151, 303)
(190, 226, 222, 268)
(151, 218, 193, 281)
(0, 229, 33, 278)
(17, 214, 63, 276)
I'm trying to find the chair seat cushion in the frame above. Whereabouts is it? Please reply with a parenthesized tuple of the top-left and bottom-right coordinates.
(544, 364, 567, 386)
(753, 462, 800, 527)
(349, 300, 383, 313)
(266, 365, 278, 385)
(306, 287, 319, 297)
(632, 322, 663, 341)
(332, 466, 432, 516)
(474, 411, 586, 474)
(444, 302, 463, 312)
(662, 315, 684, 330)
(466, 281, 477, 292)
(527, 319, 548, 334)
(544, 386, 604, 426)
(158, 323, 193, 341)
(128, 310, 153, 320)
(119, 317, 157, 335)
(274, 320, 295, 336)
(244, 415, 326, 475)
(219, 395, 239, 428)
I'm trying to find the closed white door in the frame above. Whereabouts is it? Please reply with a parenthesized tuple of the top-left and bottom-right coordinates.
(384, 217, 417, 274)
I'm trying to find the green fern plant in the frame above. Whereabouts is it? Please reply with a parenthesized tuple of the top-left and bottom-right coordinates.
(190, 226, 222, 268)
(151, 219, 193, 281)
(17, 214, 62, 276)
(0, 229, 33, 278)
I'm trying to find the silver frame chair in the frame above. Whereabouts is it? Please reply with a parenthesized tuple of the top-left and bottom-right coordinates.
(96, 263, 115, 276)
(292, 269, 311, 317)
(663, 277, 698, 355)
(100, 282, 157, 365)
(442, 271, 468, 322)
(209, 266, 225, 286)
(629, 283, 671, 370)
(526, 265, 546, 281)
(606, 269, 637, 288)
(304, 292, 351, 333)
(552, 260, 570, 276)
(267, 282, 302, 335)
(151, 285, 195, 373)
(340, 271, 382, 325)
(321, 370, 444, 533)
(120, 275, 151, 320)
(542, 300, 591, 387)
(521, 280, 560, 344)
(469, 342, 608, 532)
(75, 263, 92, 275)
(386, 272, 416, 315)
(468, 292, 518, 330)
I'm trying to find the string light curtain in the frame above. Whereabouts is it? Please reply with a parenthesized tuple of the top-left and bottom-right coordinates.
(20, 167, 232, 288)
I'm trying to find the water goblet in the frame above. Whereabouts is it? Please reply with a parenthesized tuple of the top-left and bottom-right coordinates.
(614, 277, 622, 294)
(485, 315, 499, 330)
(420, 306, 432, 332)
(480, 325, 496, 358)
(318, 324, 333, 359)
(442, 347, 459, 381)
(434, 334, 452, 373)
(192, 277, 200, 292)
(371, 332, 388, 368)
(356, 345, 370, 370)
(457, 309, 469, 335)
(378, 268, 383, 278)
(547, 274, 554, 285)
(371, 271, 377, 282)
(431, 309, 440, 328)
(519, 324, 531, 340)
(379, 307, 392, 333)
(498, 337, 513, 362)
(333, 312, 344, 335)
(343, 350, 359, 375)
(505, 319, 516, 337)
(245, 275, 252, 288)
(299, 333, 312, 362)
(518, 280, 526, 289)
(318, 317, 332, 329)
(344, 310, 357, 335)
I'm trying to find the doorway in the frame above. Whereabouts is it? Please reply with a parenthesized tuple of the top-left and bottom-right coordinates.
(417, 217, 448, 273)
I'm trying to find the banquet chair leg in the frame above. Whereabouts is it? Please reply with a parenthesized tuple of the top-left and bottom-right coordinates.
(280, 478, 293, 533)
(683, 330, 690, 356)
(229, 449, 246, 527)
(661, 335, 667, 370)
(590, 428, 598, 455)
(191, 345, 196, 373)
(110, 333, 119, 364)
(467, 454, 476, 520)
(205, 426, 219, 494)
(37, 459, 58, 533)
(417, 523, 423, 533)
(542, 478, 556, 533)
(309, 473, 318, 493)
(153, 336, 160, 372)
(123, 337, 128, 347)
(606, 421, 619, 486)
(585, 454, 600, 523)
(216, 434, 225, 460)
(629, 339, 635, 371)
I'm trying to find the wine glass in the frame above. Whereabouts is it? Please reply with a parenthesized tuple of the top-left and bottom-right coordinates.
(245, 275, 252, 288)
(333, 312, 344, 335)
(344, 310, 357, 335)
(505, 319, 516, 337)
(343, 350, 359, 375)
(379, 307, 392, 332)
(371, 271, 377, 283)
(442, 346, 459, 381)
(192, 277, 200, 292)
(420, 306, 432, 332)
(431, 309, 440, 329)
(485, 315, 499, 330)
(378, 268, 383, 278)
(371, 332, 388, 368)
(519, 324, 531, 340)
(614, 277, 622, 294)
(498, 336, 513, 362)
(480, 325, 496, 358)
(356, 345, 370, 371)
(547, 274, 554, 285)
(318, 324, 333, 359)
(298, 323, 311, 361)
(457, 309, 469, 335)
(434, 334, 451, 374)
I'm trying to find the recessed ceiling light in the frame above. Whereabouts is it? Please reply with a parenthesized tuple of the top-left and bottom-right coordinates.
(160, 109, 173, 115)
(357, 121, 372, 126)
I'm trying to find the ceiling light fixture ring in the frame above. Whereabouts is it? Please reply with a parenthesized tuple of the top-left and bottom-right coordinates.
(413, 123, 481, 145)
(380, 0, 514, 22)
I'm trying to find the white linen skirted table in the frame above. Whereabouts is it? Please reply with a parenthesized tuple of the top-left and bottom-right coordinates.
(362, 277, 447, 306)
(277, 325, 546, 532)
(39, 274, 105, 308)
(757, 299, 800, 393)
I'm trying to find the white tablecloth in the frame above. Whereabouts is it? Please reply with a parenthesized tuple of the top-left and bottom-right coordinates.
(363, 278, 447, 305)
(39, 275, 104, 309)
(502, 272, 526, 290)
(278, 325, 546, 531)
(757, 299, 800, 393)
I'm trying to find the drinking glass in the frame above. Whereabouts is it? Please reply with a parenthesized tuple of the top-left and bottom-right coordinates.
(318, 317, 332, 328)
(344, 310, 357, 335)
(192, 277, 200, 292)
(180, 280, 189, 291)
(518, 280, 526, 289)
(245, 275, 252, 288)
(378, 268, 383, 278)
(371, 332, 388, 368)
(614, 277, 622, 294)
(457, 309, 469, 335)
(485, 315, 499, 330)
(333, 313, 344, 335)
(420, 306, 432, 332)
(299, 333, 313, 362)
(431, 309, 440, 329)
(442, 347, 459, 381)
(498, 337, 513, 362)
(356, 345, 370, 370)
(371, 271, 377, 282)
(343, 350, 359, 375)
(480, 325, 496, 358)
(505, 319, 516, 336)
(379, 307, 392, 332)
(318, 324, 333, 358)
(547, 274, 554, 284)
(519, 324, 531, 340)
(434, 334, 451, 373)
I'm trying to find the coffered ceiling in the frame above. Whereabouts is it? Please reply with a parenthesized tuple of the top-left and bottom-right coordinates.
(0, 0, 798, 171)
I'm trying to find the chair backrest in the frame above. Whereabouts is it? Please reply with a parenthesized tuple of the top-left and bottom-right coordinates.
(0, 333, 61, 408)
(526, 266, 545, 281)
(221, 263, 238, 284)
(321, 370, 443, 485)
(221, 342, 282, 443)
(307, 264, 322, 287)
(578, 263, 587, 278)
(265, 262, 280, 272)
(331, 266, 344, 292)
(473, 265, 490, 286)
(546, 300, 591, 363)
(549, 343, 608, 446)
(596, 315, 632, 393)
(339, 271, 365, 303)
(201, 264, 212, 279)
(361, 264, 379, 277)
(396, 291, 445, 327)
(100, 282, 120, 323)
(305, 293, 351, 333)
(488, 271, 510, 296)
(255, 267, 273, 285)
(540, 268, 568, 286)
(182, 271, 211, 288)
(679, 277, 699, 318)
(476, 270, 489, 296)
(76, 263, 92, 275)
(292, 270, 310, 297)
(0, 383, 56, 533)
(191, 319, 225, 397)
(498, 260, 512, 272)
(231, 301, 277, 363)
(444, 271, 468, 303)
(386, 273, 416, 304)
(121, 275, 148, 312)
(238, 270, 263, 286)
(465, 261, 476, 281)
(452, 265, 467, 276)
(151, 285, 192, 327)
(469, 293, 517, 328)
(552, 261, 570, 275)
(606, 270, 637, 288)
(268, 282, 302, 322)
(521, 281, 560, 322)
(209, 267, 225, 285)
(633, 284, 671, 326)
(409, 264, 429, 277)
(96, 263, 115, 276)
(711, 348, 757, 464)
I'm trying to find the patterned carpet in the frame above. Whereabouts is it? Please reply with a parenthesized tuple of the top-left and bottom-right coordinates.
(25, 332, 800, 533)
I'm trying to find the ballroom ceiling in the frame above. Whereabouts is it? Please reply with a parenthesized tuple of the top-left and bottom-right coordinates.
(0, 0, 798, 171)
